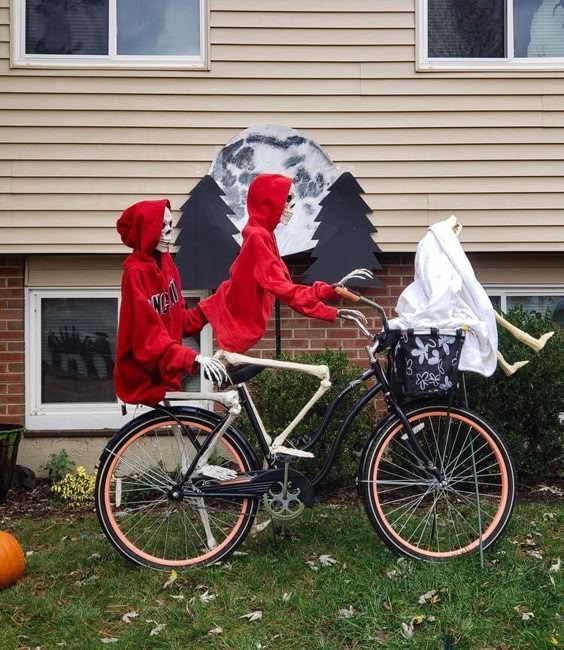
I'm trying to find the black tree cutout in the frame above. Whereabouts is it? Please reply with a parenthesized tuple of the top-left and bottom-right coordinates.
(175, 175, 240, 290)
(303, 172, 383, 287)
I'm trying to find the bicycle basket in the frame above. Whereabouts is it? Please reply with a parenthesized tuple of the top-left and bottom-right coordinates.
(387, 328, 466, 399)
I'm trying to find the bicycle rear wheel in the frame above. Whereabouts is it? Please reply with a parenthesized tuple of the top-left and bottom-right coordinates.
(95, 409, 259, 570)
(359, 403, 515, 560)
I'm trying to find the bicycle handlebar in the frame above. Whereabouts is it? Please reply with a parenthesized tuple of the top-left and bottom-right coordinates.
(334, 286, 390, 332)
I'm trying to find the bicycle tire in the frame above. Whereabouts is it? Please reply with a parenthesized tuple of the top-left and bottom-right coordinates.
(359, 402, 515, 560)
(95, 408, 260, 570)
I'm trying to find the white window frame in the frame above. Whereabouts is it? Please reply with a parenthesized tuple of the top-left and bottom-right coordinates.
(484, 284, 564, 311)
(11, 0, 209, 70)
(25, 287, 212, 431)
(417, 0, 564, 71)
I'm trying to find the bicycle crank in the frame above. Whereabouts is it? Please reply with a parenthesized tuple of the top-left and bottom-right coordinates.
(262, 481, 305, 521)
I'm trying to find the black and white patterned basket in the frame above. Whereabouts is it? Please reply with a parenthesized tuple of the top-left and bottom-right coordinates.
(386, 328, 466, 399)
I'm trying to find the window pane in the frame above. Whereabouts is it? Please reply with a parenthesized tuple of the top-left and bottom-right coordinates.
(41, 298, 117, 403)
(26, 0, 109, 55)
(428, 0, 505, 57)
(489, 295, 502, 310)
(507, 294, 564, 324)
(117, 0, 201, 56)
(514, 0, 564, 57)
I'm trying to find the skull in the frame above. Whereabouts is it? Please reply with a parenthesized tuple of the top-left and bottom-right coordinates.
(280, 183, 297, 226)
(156, 206, 173, 253)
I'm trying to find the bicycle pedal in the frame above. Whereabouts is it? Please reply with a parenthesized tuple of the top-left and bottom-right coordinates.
(198, 464, 239, 481)
(271, 445, 315, 461)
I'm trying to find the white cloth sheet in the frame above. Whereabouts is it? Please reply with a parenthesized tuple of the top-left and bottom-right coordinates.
(388, 219, 498, 376)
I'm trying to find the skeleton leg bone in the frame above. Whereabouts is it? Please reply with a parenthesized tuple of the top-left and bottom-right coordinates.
(494, 311, 554, 353)
(496, 351, 529, 376)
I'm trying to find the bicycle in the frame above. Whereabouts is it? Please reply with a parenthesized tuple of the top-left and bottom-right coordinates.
(95, 289, 516, 570)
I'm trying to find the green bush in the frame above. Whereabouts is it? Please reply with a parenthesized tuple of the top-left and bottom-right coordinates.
(41, 449, 75, 483)
(238, 349, 377, 487)
(465, 306, 564, 482)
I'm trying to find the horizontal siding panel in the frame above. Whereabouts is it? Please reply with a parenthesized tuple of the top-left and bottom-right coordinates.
(211, 44, 413, 62)
(6, 143, 564, 163)
(5, 145, 220, 163)
(2, 127, 564, 147)
(361, 62, 564, 79)
(360, 177, 564, 193)
(11, 177, 199, 194)
(211, 27, 413, 46)
(429, 193, 564, 210)
(212, 0, 414, 11)
(0, 111, 544, 128)
(12, 177, 564, 196)
(0, 24, 7, 41)
(0, 61, 362, 79)
(4, 78, 564, 97)
(6, 209, 564, 231)
(10, 159, 564, 179)
(0, 77, 364, 95)
(362, 79, 564, 95)
(0, 194, 193, 210)
(0, 94, 543, 112)
(0, 8, 7, 26)
(211, 12, 414, 29)
(384, 242, 564, 253)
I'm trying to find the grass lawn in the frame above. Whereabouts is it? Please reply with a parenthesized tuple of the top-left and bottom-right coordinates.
(0, 494, 562, 650)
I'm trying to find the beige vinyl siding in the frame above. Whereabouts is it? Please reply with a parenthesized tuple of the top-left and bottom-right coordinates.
(1, 0, 564, 253)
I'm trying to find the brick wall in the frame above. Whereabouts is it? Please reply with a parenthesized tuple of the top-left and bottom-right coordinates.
(0, 255, 25, 425)
(247, 253, 415, 364)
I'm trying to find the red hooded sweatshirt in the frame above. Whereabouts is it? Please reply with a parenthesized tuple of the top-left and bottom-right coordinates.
(114, 199, 203, 406)
(198, 174, 339, 353)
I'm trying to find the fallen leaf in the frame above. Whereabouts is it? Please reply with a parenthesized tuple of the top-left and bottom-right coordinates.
(526, 549, 544, 560)
(549, 558, 561, 574)
(283, 592, 291, 602)
(239, 610, 263, 622)
(549, 635, 559, 646)
(338, 605, 355, 619)
(207, 627, 223, 636)
(99, 638, 119, 644)
(88, 553, 101, 560)
(199, 590, 216, 603)
(162, 570, 178, 590)
(121, 611, 139, 624)
(150, 623, 166, 636)
(401, 622, 414, 639)
(170, 595, 184, 600)
(418, 589, 437, 605)
(543, 512, 556, 520)
(373, 630, 391, 641)
(319, 554, 337, 567)
(521, 612, 535, 621)
(412, 614, 426, 625)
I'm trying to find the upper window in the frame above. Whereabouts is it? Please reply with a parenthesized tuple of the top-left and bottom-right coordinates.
(13, 0, 208, 69)
(418, 0, 564, 70)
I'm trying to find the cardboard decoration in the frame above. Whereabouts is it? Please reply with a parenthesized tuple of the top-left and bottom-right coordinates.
(304, 172, 383, 287)
(175, 175, 240, 290)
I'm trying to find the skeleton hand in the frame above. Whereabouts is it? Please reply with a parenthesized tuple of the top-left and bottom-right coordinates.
(333, 268, 373, 288)
(196, 355, 229, 386)
(338, 309, 368, 325)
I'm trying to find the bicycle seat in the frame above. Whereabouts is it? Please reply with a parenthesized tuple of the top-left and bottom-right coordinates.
(227, 363, 265, 384)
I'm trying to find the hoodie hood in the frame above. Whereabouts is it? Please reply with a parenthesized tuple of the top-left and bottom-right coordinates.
(245, 174, 292, 233)
(117, 199, 171, 255)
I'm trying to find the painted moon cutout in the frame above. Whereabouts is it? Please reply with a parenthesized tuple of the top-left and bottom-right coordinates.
(209, 124, 340, 256)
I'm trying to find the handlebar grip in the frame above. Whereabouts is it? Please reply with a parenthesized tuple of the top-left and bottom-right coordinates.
(334, 286, 361, 302)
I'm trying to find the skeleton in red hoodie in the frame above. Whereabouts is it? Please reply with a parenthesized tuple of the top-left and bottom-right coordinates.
(114, 199, 227, 406)
(196, 174, 369, 353)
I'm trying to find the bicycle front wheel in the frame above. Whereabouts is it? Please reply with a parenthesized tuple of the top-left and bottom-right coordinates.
(96, 409, 259, 570)
(360, 403, 515, 560)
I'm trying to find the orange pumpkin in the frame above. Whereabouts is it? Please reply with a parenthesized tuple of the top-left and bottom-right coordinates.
(0, 531, 25, 588)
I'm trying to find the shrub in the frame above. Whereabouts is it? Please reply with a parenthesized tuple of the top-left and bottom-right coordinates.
(464, 306, 564, 482)
(41, 449, 75, 483)
(51, 466, 96, 508)
(238, 349, 377, 487)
